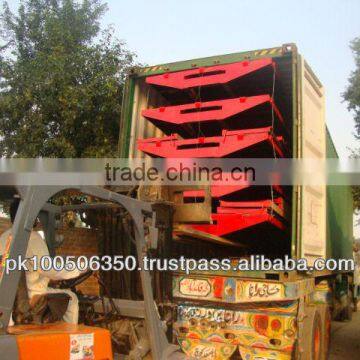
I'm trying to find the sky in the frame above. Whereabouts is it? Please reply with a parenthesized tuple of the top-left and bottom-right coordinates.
(101, 0, 360, 159)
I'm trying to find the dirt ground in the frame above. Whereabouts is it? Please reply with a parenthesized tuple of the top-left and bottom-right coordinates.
(329, 310, 360, 359)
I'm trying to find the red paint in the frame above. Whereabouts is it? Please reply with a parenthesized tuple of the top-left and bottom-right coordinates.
(137, 127, 285, 158)
(213, 277, 224, 298)
(254, 314, 269, 336)
(187, 208, 286, 237)
(145, 58, 273, 89)
(271, 319, 282, 331)
(142, 95, 284, 127)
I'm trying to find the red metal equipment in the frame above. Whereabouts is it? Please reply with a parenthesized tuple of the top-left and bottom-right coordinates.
(142, 95, 285, 137)
(182, 198, 286, 237)
(137, 58, 290, 242)
(183, 186, 249, 199)
(146, 58, 274, 90)
(218, 198, 285, 216)
(183, 184, 284, 200)
(187, 209, 286, 237)
(137, 127, 285, 158)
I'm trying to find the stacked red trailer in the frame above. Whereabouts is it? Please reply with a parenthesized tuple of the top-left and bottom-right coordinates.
(138, 57, 290, 243)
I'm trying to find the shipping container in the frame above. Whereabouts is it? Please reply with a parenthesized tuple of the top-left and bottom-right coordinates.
(119, 43, 353, 263)
(119, 44, 355, 359)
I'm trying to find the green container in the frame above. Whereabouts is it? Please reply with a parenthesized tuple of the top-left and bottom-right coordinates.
(119, 43, 354, 267)
(326, 129, 353, 260)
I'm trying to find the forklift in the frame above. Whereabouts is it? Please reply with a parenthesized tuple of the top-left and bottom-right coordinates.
(0, 185, 185, 360)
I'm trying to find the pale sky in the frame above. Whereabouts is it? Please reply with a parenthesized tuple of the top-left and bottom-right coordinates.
(102, 0, 360, 159)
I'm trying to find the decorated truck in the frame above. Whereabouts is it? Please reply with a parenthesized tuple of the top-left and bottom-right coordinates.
(0, 44, 355, 360)
(118, 44, 355, 359)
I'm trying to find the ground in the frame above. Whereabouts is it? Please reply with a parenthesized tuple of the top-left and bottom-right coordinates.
(329, 311, 360, 359)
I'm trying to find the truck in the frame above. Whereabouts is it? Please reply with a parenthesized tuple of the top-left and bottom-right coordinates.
(118, 43, 355, 359)
(0, 44, 355, 360)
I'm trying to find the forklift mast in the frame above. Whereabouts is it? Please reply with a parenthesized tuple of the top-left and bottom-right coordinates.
(0, 185, 183, 360)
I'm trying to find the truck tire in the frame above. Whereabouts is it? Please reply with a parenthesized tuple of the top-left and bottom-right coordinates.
(319, 306, 331, 360)
(311, 312, 323, 360)
(352, 284, 358, 312)
(299, 307, 323, 360)
(291, 340, 300, 360)
(342, 291, 353, 321)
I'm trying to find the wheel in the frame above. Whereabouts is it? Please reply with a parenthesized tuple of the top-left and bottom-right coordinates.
(320, 306, 331, 360)
(342, 290, 353, 321)
(311, 312, 323, 360)
(353, 285, 358, 312)
(299, 307, 324, 360)
(291, 340, 299, 360)
(300, 305, 324, 360)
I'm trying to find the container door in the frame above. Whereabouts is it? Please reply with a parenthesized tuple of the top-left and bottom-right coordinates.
(299, 57, 327, 265)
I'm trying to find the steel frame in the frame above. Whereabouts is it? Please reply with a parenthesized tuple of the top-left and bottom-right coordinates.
(188, 208, 286, 237)
(145, 58, 274, 89)
(183, 184, 284, 200)
(138, 126, 285, 158)
(142, 94, 284, 129)
(183, 185, 250, 199)
(119, 44, 294, 157)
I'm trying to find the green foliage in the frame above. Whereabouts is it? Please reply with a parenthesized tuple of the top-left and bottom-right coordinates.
(0, 0, 137, 157)
(344, 38, 360, 139)
(344, 38, 360, 209)
(352, 186, 360, 210)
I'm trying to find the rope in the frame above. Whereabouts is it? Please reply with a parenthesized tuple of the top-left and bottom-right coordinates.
(271, 65, 277, 159)
(194, 78, 204, 205)
(270, 65, 277, 216)
(195, 80, 205, 140)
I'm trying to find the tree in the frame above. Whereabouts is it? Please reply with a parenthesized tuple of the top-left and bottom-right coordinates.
(344, 38, 360, 141)
(344, 37, 360, 209)
(0, 0, 137, 157)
